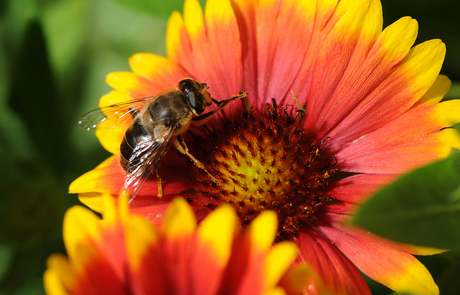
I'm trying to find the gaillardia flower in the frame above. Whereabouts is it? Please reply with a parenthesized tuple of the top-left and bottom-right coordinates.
(70, 0, 460, 294)
(44, 195, 313, 295)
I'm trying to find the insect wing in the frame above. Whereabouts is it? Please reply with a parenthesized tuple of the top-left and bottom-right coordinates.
(78, 97, 154, 131)
(121, 126, 176, 202)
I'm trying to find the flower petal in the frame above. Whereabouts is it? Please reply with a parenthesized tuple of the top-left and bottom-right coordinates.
(44, 255, 73, 295)
(106, 71, 158, 99)
(335, 103, 449, 174)
(129, 53, 189, 87)
(248, 210, 278, 251)
(167, 0, 244, 103)
(95, 91, 134, 154)
(265, 241, 298, 291)
(297, 228, 371, 295)
(319, 224, 439, 295)
(162, 197, 197, 238)
(303, 0, 445, 146)
(197, 204, 237, 266)
(418, 74, 451, 105)
(70, 154, 193, 217)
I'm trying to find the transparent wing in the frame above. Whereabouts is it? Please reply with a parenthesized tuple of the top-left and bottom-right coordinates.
(78, 97, 155, 131)
(121, 125, 177, 202)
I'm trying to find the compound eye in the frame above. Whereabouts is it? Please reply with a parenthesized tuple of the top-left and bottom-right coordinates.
(187, 92, 206, 114)
(178, 79, 195, 94)
(178, 79, 207, 114)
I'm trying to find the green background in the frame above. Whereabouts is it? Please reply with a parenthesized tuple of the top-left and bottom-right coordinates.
(0, 0, 459, 294)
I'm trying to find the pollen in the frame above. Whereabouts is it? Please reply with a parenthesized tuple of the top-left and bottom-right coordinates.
(187, 99, 338, 240)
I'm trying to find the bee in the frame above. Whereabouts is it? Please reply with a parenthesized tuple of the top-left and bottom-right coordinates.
(79, 78, 247, 201)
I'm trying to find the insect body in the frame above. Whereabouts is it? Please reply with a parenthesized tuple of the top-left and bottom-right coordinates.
(79, 78, 247, 201)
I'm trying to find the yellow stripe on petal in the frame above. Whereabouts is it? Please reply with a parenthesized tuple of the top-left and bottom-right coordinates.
(102, 193, 117, 224)
(96, 126, 125, 156)
(129, 53, 179, 81)
(437, 128, 460, 157)
(434, 99, 460, 127)
(263, 287, 286, 295)
(64, 206, 101, 259)
(96, 91, 133, 154)
(72, 243, 100, 275)
(360, 0, 383, 38)
(377, 16, 418, 62)
(248, 211, 277, 251)
(43, 270, 69, 295)
(205, 0, 234, 27)
(78, 192, 105, 215)
(44, 255, 74, 295)
(184, 0, 204, 39)
(277, 264, 312, 295)
(68, 156, 117, 194)
(99, 90, 133, 108)
(400, 39, 446, 100)
(264, 241, 298, 290)
(333, 0, 382, 40)
(118, 191, 131, 223)
(385, 257, 439, 295)
(105, 72, 151, 96)
(409, 246, 446, 256)
(198, 204, 236, 267)
(162, 198, 196, 238)
(166, 11, 185, 60)
(258, 0, 276, 8)
(126, 216, 158, 270)
(419, 75, 451, 105)
(316, 0, 340, 18)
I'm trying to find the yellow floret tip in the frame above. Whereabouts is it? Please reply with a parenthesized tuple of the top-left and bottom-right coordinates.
(379, 16, 418, 61)
(198, 204, 237, 266)
(205, 0, 235, 25)
(264, 241, 298, 290)
(248, 210, 277, 251)
(163, 198, 197, 238)
(166, 11, 184, 60)
(184, 0, 204, 38)
(126, 215, 158, 270)
(263, 287, 286, 295)
(420, 75, 451, 105)
(44, 255, 74, 295)
(63, 206, 101, 259)
(102, 193, 117, 223)
(385, 259, 439, 295)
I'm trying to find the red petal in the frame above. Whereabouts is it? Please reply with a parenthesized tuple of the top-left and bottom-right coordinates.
(297, 227, 371, 295)
(318, 223, 438, 294)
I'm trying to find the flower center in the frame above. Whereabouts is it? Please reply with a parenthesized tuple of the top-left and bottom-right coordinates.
(186, 99, 338, 239)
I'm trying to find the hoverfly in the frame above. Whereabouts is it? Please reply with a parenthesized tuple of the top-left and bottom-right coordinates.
(79, 78, 247, 201)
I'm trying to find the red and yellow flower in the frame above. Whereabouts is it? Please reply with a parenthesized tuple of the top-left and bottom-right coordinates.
(70, 0, 460, 294)
(44, 194, 313, 295)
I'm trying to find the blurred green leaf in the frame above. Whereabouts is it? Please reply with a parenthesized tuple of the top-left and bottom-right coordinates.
(0, 5, 35, 160)
(41, 0, 88, 94)
(8, 18, 70, 175)
(106, 0, 208, 17)
(0, 245, 14, 283)
(108, 0, 184, 17)
(14, 278, 45, 295)
(438, 257, 460, 295)
(1, 0, 40, 55)
(351, 151, 460, 250)
(445, 82, 460, 100)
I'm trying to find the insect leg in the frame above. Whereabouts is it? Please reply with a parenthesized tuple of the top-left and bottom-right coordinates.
(192, 91, 248, 123)
(155, 164, 163, 198)
(174, 135, 220, 185)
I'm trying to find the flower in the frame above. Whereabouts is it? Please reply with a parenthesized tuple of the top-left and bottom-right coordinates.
(70, 0, 460, 294)
(44, 194, 314, 295)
